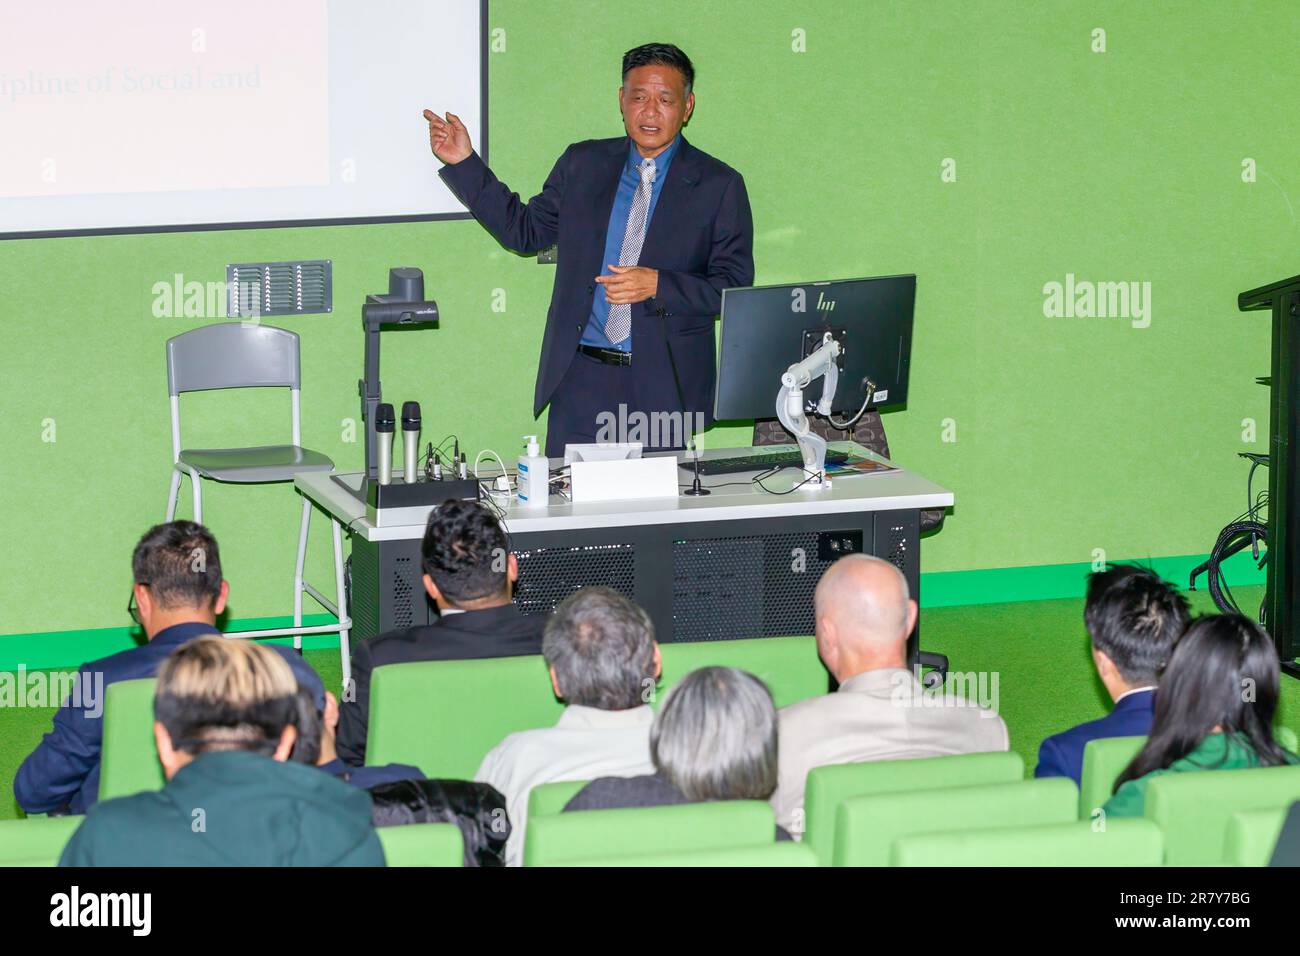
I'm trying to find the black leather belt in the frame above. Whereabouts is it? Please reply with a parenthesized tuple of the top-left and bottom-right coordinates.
(579, 344, 632, 367)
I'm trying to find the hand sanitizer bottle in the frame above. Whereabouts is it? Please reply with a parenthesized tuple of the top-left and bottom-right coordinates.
(518, 435, 548, 508)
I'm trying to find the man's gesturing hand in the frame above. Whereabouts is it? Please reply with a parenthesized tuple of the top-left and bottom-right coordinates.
(423, 109, 472, 165)
(596, 265, 659, 305)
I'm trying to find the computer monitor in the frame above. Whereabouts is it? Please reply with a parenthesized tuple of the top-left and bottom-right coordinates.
(714, 275, 916, 421)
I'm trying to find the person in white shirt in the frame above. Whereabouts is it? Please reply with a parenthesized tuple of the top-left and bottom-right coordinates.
(771, 554, 1009, 835)
(476, 586, 661, 866)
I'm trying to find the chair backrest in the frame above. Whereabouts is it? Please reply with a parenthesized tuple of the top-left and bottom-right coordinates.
(99, 678, 165, 802)
(1079, 735, 1145, 820)
(657, 636, 827, 709)
(1080, 726, 1299, 822)
(834, 777, 1078, 867)
(523, 800, 776, 866)
(376, 823, 464, 867)
(366, 638, 831, 780)
(1224, 808, 1288, 867)
(0, 817, 85, 866)
(367, 655, 564, 779)
(556, 841, 818, 867)
(1145, 764, 1300, 865)
(528, 780, 589, 820)
(803, 750, 1025, 866)
(166, 323, 301, 395)
(890, 818, 1164, 867)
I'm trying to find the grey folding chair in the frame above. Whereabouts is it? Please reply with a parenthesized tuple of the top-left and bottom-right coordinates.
(164, 322, 351, 687)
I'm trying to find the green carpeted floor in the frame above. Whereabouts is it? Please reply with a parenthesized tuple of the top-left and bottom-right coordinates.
(2, 586, 1290, 820)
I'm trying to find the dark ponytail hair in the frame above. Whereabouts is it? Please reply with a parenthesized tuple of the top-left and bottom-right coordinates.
(1113, 614, 1291, 792)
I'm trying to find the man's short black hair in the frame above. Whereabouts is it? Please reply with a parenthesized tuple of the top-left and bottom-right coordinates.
(1084, 564, 1190, 685)
(421, 499, 510, 605)
(622, 42, 694, 94)
(132, 520, 223, 610)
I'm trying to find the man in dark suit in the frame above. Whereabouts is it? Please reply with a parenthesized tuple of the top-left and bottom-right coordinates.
(1035, 565, 1189, 786)
(14, 521, 324, 815)
(425, 42, 755, 457)
(336, 499, 545, 766)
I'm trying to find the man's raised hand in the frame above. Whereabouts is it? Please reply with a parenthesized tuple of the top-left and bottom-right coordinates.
(423, 109, 472, 165)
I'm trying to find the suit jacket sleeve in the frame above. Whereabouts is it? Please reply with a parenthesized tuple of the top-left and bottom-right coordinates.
(1034, 734, 1070, 780)
(651, 172, 755, 317)
(13, 667, 101, 813)
(335, 638, 375, 767)
(437, 148, 567, 255)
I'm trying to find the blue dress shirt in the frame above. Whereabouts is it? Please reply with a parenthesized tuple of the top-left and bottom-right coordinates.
(581, 135, 680, 351)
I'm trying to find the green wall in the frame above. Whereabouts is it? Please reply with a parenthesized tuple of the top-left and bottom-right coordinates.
(1, 0, 1294, 641)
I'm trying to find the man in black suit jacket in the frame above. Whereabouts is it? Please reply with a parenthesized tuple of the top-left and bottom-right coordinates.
(426, 43, 754, 457)
(336, 500, 545, 766)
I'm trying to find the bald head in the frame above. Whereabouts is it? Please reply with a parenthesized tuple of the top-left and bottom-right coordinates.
(814, 554, 916, 679)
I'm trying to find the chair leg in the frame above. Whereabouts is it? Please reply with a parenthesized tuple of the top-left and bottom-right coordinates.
(293, 495, 311, 653)
(331, 516, 352, 693)
(166, 469, 182, 521)
(191, 471, 203, 524)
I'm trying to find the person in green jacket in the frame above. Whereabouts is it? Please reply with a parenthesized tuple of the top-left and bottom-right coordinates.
(60, 637, 384, 867)
(1104, 614, 1300, 818)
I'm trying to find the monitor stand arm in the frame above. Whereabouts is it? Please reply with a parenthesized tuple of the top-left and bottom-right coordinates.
(775, 333, 841, 488)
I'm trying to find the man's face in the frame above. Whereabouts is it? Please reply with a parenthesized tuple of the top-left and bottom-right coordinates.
(618, 64, 694, 158)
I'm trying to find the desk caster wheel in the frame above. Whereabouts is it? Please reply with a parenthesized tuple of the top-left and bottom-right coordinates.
(922, 668, 946, 690)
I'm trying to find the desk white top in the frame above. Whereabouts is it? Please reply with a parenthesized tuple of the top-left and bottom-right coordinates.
(295, 443, 954, 542)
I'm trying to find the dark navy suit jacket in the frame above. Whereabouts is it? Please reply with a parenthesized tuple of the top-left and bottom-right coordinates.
(1034, 688, 1155, 786)
(438, 135, 755, 422)
(14, 621, 325, 815)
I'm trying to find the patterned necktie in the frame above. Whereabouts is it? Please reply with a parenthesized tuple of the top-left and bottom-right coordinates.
(604, 157, 656, 345)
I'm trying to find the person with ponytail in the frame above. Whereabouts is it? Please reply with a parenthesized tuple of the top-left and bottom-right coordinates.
(1103, 614, 1300, 818)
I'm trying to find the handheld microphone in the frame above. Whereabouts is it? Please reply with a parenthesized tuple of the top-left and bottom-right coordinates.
(401, 401, 421, 484)
(375, 403, 396, 485)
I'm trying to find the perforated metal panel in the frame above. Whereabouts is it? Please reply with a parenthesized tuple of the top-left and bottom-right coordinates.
(513, 543, 636, 617)
(884, 520, 909, 571)
(391, 556, 418, 630)
(673, 531, 837, 642)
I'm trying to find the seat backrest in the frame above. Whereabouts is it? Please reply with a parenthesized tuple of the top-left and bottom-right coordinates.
(890, 818, 1163, 867)
(367, 655, 564, 779)
(1146, 764, 1300, 865)
(657, 636, 827, 709)
(804, 750, 1024, 866)
(1079, 735, 1145, 820)
(834, 777, 1078, 867)
(1079, 727, 1298, 821)
(0, 817, 85, 866)
(528, 780, 589, 820)
(1224, 807, 1288, 867)
(366, 638, 832, 781)
(376, 823, 464, 867)
(99, 678, 165, 802)
(556, 841, 818, 867)
(166, 323, 300, 395)
(524, 800, 776, 866)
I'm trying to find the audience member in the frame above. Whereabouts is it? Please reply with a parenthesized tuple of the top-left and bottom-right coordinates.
(290, 687, 424, 788)
(476, 586, 660, 866)
(771, 554, 1008, 834)
(1103, 614, 1300, 818)
(337, 499, 545, 765)
(15, 521, 324, 815)
(1035, 564, 1188, 785)
(59, 637, 382, 866)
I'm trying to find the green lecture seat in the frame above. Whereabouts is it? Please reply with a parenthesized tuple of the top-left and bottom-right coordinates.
(0, 816, 84, 866)
(1145, 764, 1300, 865)
(528, 780, 589, 820)
(556, 841, 819, 867)
(98, 678, 164, 802)
(1078, 726, 1300, 822)
(834, 776, 1078, 867)
(524, 800, 776, 867)
(1224, 807, 1288, 867)
(891, 818, 1164, 867)
(803, 750, 1025, 866)
(375, 822, 464, 867)
(366, 636, 827, 779)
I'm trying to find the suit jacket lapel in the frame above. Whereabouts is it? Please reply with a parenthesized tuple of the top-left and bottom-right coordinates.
(592, 137, 628, 265)
(641, 134, 700, 263)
